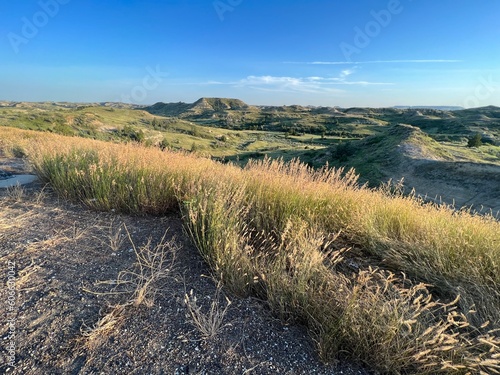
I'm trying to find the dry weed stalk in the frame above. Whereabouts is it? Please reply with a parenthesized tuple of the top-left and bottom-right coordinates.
(16, 259, 44, 290)
(83, 225, 178, 308)
(120, 225, 178, 307)
(79, 227, 178, 351)
(6, 182, 25, 202)
(107, 219, 125, 252)
(79, 304, 127, 351)
(184, 284, 232, 339)
(33, 184, 50, 205)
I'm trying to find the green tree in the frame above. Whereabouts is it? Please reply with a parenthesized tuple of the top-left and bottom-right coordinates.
(467, 133, 482, 148)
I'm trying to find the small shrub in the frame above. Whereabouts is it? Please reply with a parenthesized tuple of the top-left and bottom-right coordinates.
(53, 123, 75, 136)
(190, 125, 201, 138)
(159, 137, 170, 151)
(120, 125, 145, 143)
(334, 141, 356, 162)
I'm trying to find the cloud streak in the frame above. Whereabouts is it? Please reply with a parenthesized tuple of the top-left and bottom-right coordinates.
(285, 59, 462, 65)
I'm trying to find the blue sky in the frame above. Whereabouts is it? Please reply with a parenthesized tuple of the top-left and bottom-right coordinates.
(1, 0, 499, 107)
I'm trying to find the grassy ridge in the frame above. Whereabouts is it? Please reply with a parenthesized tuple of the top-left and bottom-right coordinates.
(1, 127, 499, 374)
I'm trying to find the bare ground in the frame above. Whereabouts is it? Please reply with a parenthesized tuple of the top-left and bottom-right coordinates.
(0, 162, 369, 374)
(393, 142, 500, 215)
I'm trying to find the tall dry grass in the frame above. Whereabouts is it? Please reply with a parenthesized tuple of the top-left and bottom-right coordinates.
(1, 126, 499, 374)
(241, 157, 500, 325)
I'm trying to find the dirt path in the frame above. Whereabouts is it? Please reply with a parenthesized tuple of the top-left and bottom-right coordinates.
(0, 174, 368, 374)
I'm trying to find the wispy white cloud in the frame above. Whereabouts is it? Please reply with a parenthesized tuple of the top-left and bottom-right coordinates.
(235, 75, 335, 94)
(340, 68, 355, 78)
(239, 76, 301, 85)
(198, 71, 393, 94)
(327, 79, 394, 85)
(285, 59, 462, 65)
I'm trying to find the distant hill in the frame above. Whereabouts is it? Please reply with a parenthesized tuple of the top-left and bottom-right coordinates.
(459, 106, 500, 117)
(191, 97, 252, 112)
(147, 101, 193, 116)
(394, 106, 464, 111)
(0, 101, 142, 110)
(147, 98, 255, 117)
(326, 124, 448, 183)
